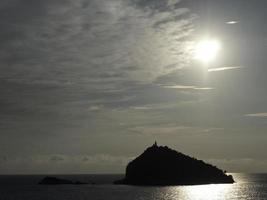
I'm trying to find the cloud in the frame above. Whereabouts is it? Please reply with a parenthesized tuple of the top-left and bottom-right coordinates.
(0, 0, 195, 85)
(88, 105, 103, 112)
(81, 154, 131, 165)
(134, 0, 182, 11)
(49, 155, 65, 162)
(129, 124, 223, 136)
(208, 66, 244, 72)
(207, 158, 267, 173)
(226, 21, 239, 25)
(0, 154, 132, 174)
(0, 0, 213, 174)
(0, 156, 8, 163)
(201, 128, 224, 133)
(0, 0, 196, 119)
(130, 125, 191, 135)
(131, 106, 152, 110)
(245, 113, 267, 117)
(161, 85, 213, 90)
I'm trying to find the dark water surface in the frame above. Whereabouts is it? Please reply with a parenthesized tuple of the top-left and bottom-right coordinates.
(0, 173, 266, 200)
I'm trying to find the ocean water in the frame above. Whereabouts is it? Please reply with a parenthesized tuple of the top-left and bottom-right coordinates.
(0, 173, 266, 200)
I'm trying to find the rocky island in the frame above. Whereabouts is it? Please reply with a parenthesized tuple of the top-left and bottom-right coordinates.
(39, 176, 87, 185)
(114, 142, 234, 186)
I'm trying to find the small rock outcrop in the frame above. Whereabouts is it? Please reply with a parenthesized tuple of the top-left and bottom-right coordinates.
(39, 176, 87, 185)
(114, 142, 234, 186)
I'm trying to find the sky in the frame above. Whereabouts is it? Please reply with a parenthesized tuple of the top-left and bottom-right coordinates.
(1, 0, 267, 174)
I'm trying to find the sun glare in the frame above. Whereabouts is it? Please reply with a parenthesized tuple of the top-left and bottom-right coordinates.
(194, 39, 221, 63)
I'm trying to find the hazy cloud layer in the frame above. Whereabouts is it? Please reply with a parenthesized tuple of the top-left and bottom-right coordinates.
(0, 154, 131, 174)
(0, 0, 198, 125)
(245, 113, 267, 117)
(1, 0, 267, 173)
(208, 158, 267, 173)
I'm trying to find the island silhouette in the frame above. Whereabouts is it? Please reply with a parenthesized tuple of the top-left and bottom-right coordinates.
(39, 177, 88, 185)
(114, 142, 234, 186)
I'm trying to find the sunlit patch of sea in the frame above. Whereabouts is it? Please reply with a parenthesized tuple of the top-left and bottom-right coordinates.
(0, 173, 267, 200)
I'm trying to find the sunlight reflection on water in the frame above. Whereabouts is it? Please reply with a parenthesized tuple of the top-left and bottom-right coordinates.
(171, 184, 232, 200)
(148, 183, 240, 200)
(144, 174, 258, 200)
(1, 174, 267, 200)
(146, 180, 264, 200)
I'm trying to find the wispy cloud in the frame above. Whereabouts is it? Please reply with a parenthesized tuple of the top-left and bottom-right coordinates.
(0, 154, 132, 174)
(226, 21, 239, 25)
(129, 124, 223, 136)
(245, 113, 267, 117)
(208, 66, 244, 72)
(162, 85, 213, 90)
(202, 128, 224, 133)
(207, 158, 267, 173)
(88, 105, 103, 112)
(131, 106, 151, 110)
(130, 125, 193, 136)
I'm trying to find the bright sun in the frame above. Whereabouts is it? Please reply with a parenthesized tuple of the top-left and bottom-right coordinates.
(194, 39, 221, 63)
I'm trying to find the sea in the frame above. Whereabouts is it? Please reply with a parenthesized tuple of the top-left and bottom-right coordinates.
(0, 173, 266, 200)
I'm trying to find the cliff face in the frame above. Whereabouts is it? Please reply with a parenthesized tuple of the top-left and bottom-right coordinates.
(114, 144, 234, 185)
